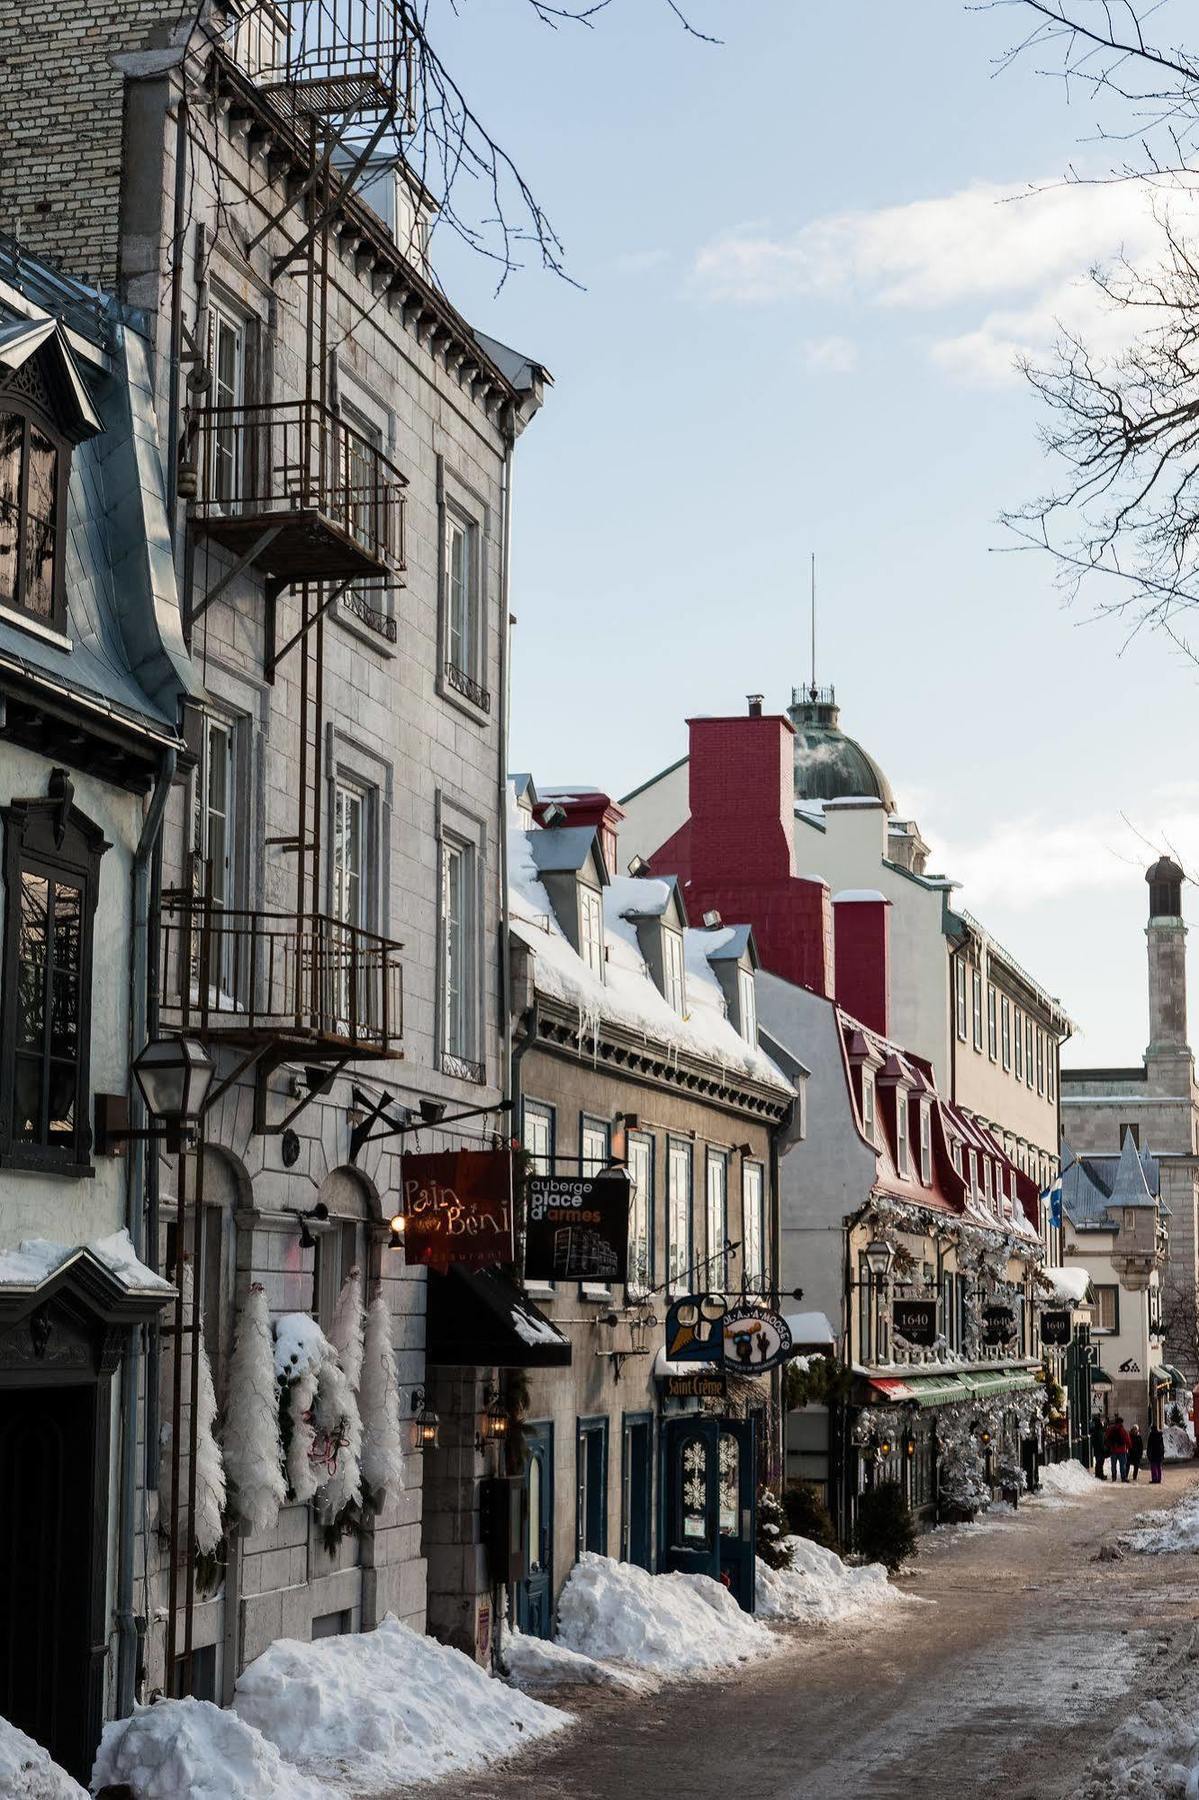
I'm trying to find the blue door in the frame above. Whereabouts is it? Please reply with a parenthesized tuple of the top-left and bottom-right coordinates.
(516, 1424, 553, 1638)
(621, 1413, 653, 1570)
(718, 1418, 757, 1612)
(576, 1418, 609, 1556)
(660, 1416, 720, 1582)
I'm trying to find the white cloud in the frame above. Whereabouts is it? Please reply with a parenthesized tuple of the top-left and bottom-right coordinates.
(695, 177, 1199, 385)
(800, 334, 858, 374)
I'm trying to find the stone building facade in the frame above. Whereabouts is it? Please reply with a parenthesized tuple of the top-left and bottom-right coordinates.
(0, 0, 547, 1744)
(1061, 858, 1199, 1381)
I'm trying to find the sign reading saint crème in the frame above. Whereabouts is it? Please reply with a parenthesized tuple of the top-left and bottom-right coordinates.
(402, 1150, 514, 1271)
(892, 1300, 938, 1347)
(524, 1173, 630, 1283)
(663, 1369, 727, 1400)
(1039, 1310, 1073, 1347)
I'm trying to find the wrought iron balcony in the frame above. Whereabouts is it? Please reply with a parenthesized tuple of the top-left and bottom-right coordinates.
(190, 398, 407, 585)
(159, 897, 403, 1060)
(253, 0, 411, 119)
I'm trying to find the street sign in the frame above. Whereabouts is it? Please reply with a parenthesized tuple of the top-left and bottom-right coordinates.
(1039, 1310, 1073, 1347)
(524, 1172, 630, 1283)
(892, 1299, 938, 1347)
(665, 1293, 726, 1364)
(662, 1369, 727, 1400)
(402, 1150, 514, 1271)
(982, 1304, 1017, 1346)
(722, 1304, 793, 1375)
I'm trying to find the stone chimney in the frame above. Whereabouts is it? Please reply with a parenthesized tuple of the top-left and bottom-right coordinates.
(1145, 856, 1189, 1061)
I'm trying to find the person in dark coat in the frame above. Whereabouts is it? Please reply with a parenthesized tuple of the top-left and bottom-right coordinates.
(1129, 1423, 1144, 1480)
(1147, 1422, 1166, 1484)
(1090, 1413, 1108, 1477)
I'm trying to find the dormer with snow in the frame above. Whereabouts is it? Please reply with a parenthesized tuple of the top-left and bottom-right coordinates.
(614, 875, 689, 1016)
(526, 822, 609, 980)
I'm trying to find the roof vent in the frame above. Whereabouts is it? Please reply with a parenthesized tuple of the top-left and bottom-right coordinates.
(747, 694, 764, 718)
(703, 910, 723, 928)
(541, 802, 567, 828)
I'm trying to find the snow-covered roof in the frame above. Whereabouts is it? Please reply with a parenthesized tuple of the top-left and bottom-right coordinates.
(831, 889, 888, 904)
(509, 790, 791, 1094)
(1042, 1265, 1092, 1307)
(0, 1228, 170, 1294)
(528, 825, 607, 881)
(784, 1310, 836, 1347)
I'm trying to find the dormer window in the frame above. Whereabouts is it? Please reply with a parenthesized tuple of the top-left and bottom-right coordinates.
(579, 885, 604, 979)
(662, 927, 685, 1013)
(862, 1073, 876, 1145)
(983, 1159, 992, 1204)
(737, 966, 758, 1044)
(0, 405, 67, 630)
(895, 1091, 910, 1178)
(919, 1103, 932, 1184)
(968, 1149, 978, 1200)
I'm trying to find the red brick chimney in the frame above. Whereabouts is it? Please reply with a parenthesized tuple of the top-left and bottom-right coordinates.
(534, 789, 624, 876)
(832, 891, 890, 1038)
(651, 699, 834, 997)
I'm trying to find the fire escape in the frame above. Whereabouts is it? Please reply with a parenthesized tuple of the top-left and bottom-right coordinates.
(162, 0, 411, 1106)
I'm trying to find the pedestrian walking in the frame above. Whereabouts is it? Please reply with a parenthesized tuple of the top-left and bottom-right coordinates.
(1147, 1423, 1165, 1484)
(1107, 1415, 1132, 1482)
(1129, 1424, 1144, 1480)
(1090, 1412, 1108, 1478)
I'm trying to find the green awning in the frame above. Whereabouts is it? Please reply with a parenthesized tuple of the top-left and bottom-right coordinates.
(1090, 1366, 1114, 1389)
(961, 1370, 1038, 1400)
(904, 1374, 973, 1408)
(1155, 1364, 1188, 1393)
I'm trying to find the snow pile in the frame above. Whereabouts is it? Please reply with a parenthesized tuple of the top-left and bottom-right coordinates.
(1083, 1692, 1199, 1798)
(0, 1228, 170, 1293)
(555, 1553, 774, 1675)
(755, 1535, 906, 1625)
(1125, 1486, 1199, 1554)
(500, 1625, 648, 1692)
(1164, 1426, 1194, 1463)
(1037, 1459, 1101, 1499)
(0, 1716, 86, 1799)
(233, 1615, 570, 1790)
(1041, 1265, 1091, 1307)
(91, 1697, 325, 1800)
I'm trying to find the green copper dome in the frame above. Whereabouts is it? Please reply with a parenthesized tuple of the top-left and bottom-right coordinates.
(787, 685, 895, 814)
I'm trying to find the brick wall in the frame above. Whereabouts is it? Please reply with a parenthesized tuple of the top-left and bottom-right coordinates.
(0, 0, 179, 285)
(832, 895, 890, 1038)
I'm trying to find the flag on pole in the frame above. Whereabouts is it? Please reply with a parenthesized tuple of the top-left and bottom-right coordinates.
(1041, 1175, 1063, 1230)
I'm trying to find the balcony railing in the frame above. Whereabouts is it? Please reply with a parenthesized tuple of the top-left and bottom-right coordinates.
(444, 660, 491, 713)
(160, 896, 403, 1058)
(254, 0, 411, 119)
(191, 398, 407, 584)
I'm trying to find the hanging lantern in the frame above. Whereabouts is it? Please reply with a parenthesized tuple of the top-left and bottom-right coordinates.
(904, 1436, 916, 1459)
(388, 1212, 405, 1250)
(410, 1387, 439, 1450)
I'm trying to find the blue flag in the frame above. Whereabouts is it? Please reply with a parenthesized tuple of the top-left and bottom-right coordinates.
(1042, 1176, 1063, 1230)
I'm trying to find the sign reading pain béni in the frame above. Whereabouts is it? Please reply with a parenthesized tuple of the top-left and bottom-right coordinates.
(524, 1173, 630, 1283)
(402, 1151, 514, 1271)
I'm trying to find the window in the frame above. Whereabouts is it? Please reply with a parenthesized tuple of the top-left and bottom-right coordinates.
(987, 985, 998, 1061)
(627, 1132, 654, 1294)
(1014, 1007, 1024, 1081)
(1121, 1121, 1140, 1149)
(581, 1117, 609, 1175)
(331, 779, 369, 1022)
(441, 836, 477, 1072)
(445, 509, 481, 685)
(742, 1161, 766, 1293)
(919, 1103, 932, 1185)
(895, 1091, 910, 1178)
(0, 781, 107, 1171)
(968, 1149, 978, 1200)
(861, 1072, 876, 1145)
(955, 959, 968, 1041)
(193, 714, 240, 940)
(738, 966, 758, 1044)
(1047, 1041, 1056, 1103)
(705, 1151, 729, 1288)
(523, 1101, 554, 1175)
(1001, 995, 1011, 1070)
(662, 928, 686, 1014)
(983, 1158, 992, 1204)
(972, 968, 983, 1050)
(1035, 1028, 1045, 1096)
(576, 1419, 608, 1556)
(313, 1215, 365, 1335)
(208, 299, 245, 507)
(667, 1138, 692, 1291)
(1025, 1017, 1034, 1088)
(0, 404, 66, 627)
(1091, 1284, 1119, 1334)
(579, 885, 605, 979)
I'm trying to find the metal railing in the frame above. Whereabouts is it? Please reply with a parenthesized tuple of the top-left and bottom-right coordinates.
(444, 660, 491, 713)
(160, 896, 403, 1053)
(343, 588, 398, 642)
(191, 398, 407, 575)
(254, 0, 410, 116)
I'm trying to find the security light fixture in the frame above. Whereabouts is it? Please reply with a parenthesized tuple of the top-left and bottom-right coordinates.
(863, 1237, 896, 1281)
(476, 1387, 510, 1450)
(877, 1437, 892, 1458)
(388, 1212, 405, 1249)
(541, 802, 567, 827)
(702, 910, 723, 929)
(627, 856, 651, 878)
(132, 1036, 215, 1151)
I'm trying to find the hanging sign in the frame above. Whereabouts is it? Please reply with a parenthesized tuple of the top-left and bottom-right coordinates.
(662, 1368, 727, 1400)
(892, 1299, 938, 1347)
(722, 1304, 793, 1375)
(665, 1293, 726, 1364)
(982, 1304, 1017, 1346)
(1039, 1310, 1073, 1347)
(524, 1172, 630, 1283)
(402, 1150, 514, 1271)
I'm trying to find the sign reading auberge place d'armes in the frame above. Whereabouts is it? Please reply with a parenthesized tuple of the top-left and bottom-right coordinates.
(524, 1172, 630, 1283)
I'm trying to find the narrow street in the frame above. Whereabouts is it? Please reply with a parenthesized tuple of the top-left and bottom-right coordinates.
(427, 1469, 1199, 1800)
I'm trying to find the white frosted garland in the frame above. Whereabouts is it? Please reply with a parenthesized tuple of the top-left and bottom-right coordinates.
(329, 1269, 365, 1391)
(274, 1314, 335, 1506)
(223, 1284, 286, 1536)
(314, 1346, 364, 1523)
(360, 1294, 405, 1503)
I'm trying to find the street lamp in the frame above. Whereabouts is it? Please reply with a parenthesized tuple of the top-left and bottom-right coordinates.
(864, 1237, 896, 1282)
(132, 1036, 215, 1147)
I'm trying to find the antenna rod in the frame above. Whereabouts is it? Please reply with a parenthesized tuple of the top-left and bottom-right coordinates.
(810, 552, 816, 696)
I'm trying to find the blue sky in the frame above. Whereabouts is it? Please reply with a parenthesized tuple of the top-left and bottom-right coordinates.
(432, 0, 1199, 1070)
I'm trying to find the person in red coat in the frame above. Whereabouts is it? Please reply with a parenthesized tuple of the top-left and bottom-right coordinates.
(1106, 1415, 1132, 1482)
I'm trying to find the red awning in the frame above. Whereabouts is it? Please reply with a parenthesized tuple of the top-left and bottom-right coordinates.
(867, 1377, 917, 1401)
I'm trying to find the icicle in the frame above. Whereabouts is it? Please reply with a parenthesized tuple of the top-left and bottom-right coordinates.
(223, 1284, 286, 1536)
(360, 1293, 405, 1504)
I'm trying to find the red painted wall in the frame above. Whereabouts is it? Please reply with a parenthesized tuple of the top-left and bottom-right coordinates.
(832, 897, 890, 1038)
